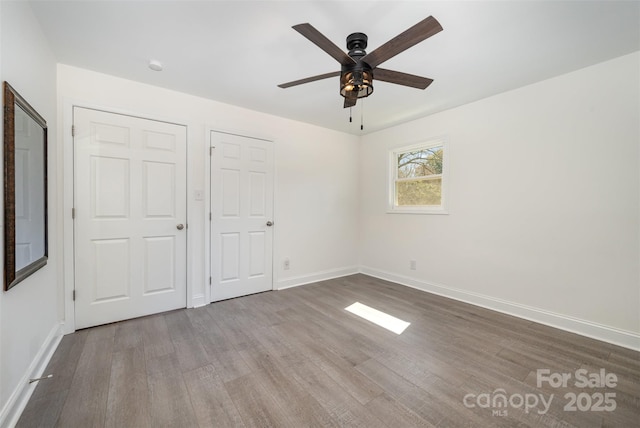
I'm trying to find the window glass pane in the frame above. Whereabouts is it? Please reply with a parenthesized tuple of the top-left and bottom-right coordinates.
(396, 178, 442, 206)
(396, 147, 443, 179)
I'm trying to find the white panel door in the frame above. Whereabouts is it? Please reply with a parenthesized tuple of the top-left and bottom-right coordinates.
(74, 107, 187, 329)
(210, 131, 273, 301)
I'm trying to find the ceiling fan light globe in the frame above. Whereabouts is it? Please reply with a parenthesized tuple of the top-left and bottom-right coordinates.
(340, 70, 373, 98)
(358, 85, 374, 98)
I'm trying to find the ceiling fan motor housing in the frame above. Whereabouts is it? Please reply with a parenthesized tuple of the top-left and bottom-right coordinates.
(341, 32, 374, 99)
(346, 32, 368, 56)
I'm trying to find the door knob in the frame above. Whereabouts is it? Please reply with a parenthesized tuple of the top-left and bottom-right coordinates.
(177, 224, 184, 230)
(266, 221, 273, 227)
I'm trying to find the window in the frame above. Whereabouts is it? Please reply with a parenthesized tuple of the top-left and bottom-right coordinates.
(389, 139, 448, 214)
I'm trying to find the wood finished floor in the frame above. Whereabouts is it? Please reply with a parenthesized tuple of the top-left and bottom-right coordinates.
(18, 274, 640, 427)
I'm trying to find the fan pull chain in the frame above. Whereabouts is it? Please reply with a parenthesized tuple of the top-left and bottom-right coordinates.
(360, 99, 364, 131)
(349, 107, 352, 123)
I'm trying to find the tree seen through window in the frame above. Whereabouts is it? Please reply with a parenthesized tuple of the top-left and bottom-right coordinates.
(395, 146, 443, 206)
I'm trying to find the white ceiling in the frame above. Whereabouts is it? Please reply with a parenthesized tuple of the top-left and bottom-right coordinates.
(30, 0, 640, 135)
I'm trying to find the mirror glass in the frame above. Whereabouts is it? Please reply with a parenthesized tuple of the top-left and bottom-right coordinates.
(4, 82, 48, 290)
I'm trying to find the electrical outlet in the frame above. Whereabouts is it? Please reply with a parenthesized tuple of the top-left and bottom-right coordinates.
(283, 258, 290, 270)
(410, 259, 417, 270)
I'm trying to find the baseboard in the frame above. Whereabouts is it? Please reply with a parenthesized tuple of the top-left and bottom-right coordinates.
(276, 266, 359, 290)
(359, 266, 640, 352)
(191, 293, 207, 308)
(0, 322, 64, 428)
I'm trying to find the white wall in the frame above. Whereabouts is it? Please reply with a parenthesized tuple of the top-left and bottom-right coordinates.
(0, 1, 61, 425)
(56, 64, 360, 312)
(359, 52, 640, 349)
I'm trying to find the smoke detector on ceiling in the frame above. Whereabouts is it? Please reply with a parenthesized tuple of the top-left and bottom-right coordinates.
(148, 60, 163, 71)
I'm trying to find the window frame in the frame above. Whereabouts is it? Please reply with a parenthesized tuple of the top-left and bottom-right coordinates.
(387, 138, 449, 215)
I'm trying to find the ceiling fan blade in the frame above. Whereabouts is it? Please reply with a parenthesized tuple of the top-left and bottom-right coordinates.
(343, 88, 358, 108)
(293, 23, 356, 67)
(374, 68, 433, 89)
(278, 71, 341, 88)
(361, 16, 443, 68)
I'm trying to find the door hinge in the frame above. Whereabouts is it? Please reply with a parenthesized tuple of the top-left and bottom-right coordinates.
(72, 290, 76, 301)
(72, 208, 75, 219)
(71, 125, 75, 137)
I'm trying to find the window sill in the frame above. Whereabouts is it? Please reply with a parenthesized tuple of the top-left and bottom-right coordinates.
(387, 207, 449, 215)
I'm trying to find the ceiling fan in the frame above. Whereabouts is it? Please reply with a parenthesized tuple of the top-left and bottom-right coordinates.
(278, 16, 443, 108)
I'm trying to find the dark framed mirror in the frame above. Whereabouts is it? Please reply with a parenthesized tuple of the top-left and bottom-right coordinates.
(4, 82, 48, 290)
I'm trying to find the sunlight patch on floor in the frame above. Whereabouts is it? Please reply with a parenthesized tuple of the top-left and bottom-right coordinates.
(345, 302, 410, 334)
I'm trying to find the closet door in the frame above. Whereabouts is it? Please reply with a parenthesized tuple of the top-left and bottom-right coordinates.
(74, 107, 187, 328)
(210, 131, 274, 302)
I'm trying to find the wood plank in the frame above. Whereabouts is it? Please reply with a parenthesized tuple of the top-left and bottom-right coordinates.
(56, 335, 113, 427)
(249, 358, 339, 427)
(364, 393, 436, 428)
(84, 323, 117, 343)
(371, 340, 470, 388)
(272, 321, 384, 404)
(29, 330, 88, 399)
(225, 323, 340, 427)
(354, 358, 447, 426)
(147, 372, 198, 427)
(113, 317, 144, 352)
(182, 365, 246, 427)
(105, 346, 150, 428)
(225, 371, 294, 428)
(276, 306, 372, 366)
(16, 390, 68, 428)
(140, 314, 174, 360)
(171, 337, 211, 373)
(284, 356, 386, 427)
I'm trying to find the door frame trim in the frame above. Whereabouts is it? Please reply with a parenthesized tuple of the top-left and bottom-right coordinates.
(205, 128, 276, 304)
(62, 99, 191, 334)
